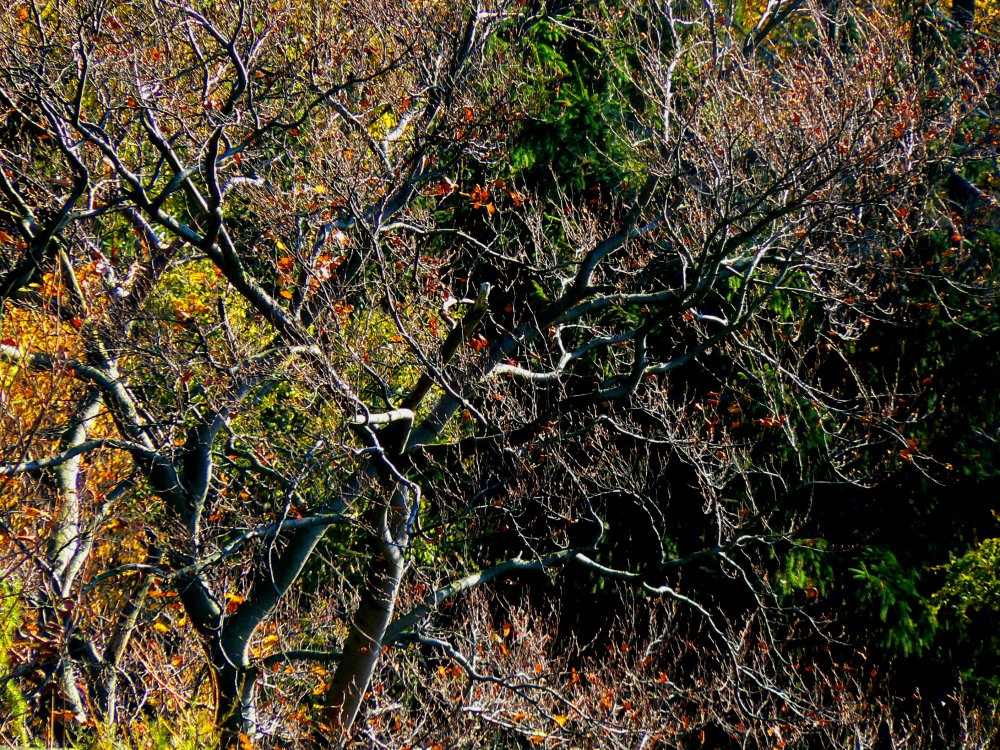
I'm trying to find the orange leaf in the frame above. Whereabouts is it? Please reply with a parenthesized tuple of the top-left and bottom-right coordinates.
(470, 184, 490, 204)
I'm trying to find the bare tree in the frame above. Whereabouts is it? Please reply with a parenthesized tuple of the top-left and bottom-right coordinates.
(0, 0, 996, 747)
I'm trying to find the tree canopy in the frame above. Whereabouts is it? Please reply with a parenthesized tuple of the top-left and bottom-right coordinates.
(1, 0, 999, 747)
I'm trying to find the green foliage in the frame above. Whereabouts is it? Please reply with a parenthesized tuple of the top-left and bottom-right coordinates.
(88, 711, 218, 750)
(935, 533, 1000, 620)
(849, 547, 938, 657)
(503, 15, 631, 192)
(0, 582, 29, 746)
(929, 526, 1000, 706)
(778, 538, 834, 598)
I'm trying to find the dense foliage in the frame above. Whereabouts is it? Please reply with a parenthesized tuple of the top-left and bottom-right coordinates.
(1, 0, 999, 747)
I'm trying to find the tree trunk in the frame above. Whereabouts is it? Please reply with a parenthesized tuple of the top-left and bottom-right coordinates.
(96, 562, 157, 724)
(321, 488, 410, 741)
(215, 661, 260, 748)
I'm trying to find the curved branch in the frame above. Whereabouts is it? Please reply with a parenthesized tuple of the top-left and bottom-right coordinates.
(385, 547, 587, 644)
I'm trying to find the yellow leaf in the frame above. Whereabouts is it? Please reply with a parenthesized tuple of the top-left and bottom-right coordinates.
(153, 622, 170, 633)
(554, 715, 568, 726)
(313, 185, 328, 194)
(250, 634, 280, 659)
(274, 238, 288, 251)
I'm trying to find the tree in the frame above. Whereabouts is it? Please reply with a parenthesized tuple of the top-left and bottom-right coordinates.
(1, 0, 997, 747)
